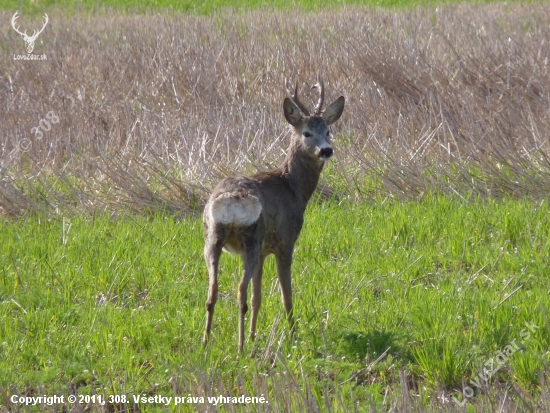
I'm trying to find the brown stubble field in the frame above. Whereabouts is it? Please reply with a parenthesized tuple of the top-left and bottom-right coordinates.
(1, 3, 550, 216)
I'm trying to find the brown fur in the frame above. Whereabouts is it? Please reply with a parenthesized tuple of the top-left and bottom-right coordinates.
(202, 78, 345, 353)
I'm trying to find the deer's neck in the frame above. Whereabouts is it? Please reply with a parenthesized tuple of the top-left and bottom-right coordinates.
(280, 142, 324, 208)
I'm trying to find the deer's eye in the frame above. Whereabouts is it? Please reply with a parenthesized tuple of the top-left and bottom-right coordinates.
(303, 132, 312, 138)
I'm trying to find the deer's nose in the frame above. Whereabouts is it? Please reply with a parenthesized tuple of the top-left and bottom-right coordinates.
(319, 147, 333, 159)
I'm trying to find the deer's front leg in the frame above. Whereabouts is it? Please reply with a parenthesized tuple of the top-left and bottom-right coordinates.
(275, 248, 295, 335)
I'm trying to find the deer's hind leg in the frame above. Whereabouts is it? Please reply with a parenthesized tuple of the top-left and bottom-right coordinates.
(250, 255, 266, 342)
(203, 225, 228, 346)
(238, 237, 262, 354)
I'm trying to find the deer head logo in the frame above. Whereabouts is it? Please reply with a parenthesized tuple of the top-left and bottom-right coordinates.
(11, 11, 49, 54)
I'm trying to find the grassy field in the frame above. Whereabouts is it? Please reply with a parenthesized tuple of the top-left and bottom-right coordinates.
(2, 0, 550, 411)
(0, 0, 526, 15)
(1, 195, 549, 411)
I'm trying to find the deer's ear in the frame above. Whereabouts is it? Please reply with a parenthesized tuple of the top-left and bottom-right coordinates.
(323, 96, 345, 126)
(283, 98, 303, 126)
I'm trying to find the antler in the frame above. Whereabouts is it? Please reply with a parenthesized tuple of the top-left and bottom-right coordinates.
(285, 78, 311, 116)
(11, 12, 48, 40)
(312, 73, 325, 115)
(11, 11, 27, 37)
(30, 14, 49, 40)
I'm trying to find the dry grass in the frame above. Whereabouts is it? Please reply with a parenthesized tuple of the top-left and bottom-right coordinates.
(1, 3, 550, 217)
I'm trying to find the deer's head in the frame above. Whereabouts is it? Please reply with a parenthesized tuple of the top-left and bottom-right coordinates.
(283, 75, 345, 162)
(11, 11, 49, 54)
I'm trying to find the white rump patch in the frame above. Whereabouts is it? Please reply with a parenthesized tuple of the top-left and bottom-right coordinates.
(209, 192, 262, 226)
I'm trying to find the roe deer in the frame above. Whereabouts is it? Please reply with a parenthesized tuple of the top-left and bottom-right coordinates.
(203, 76, 345, 353)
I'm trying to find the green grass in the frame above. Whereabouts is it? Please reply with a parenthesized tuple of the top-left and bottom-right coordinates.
(1, 194, 549, 410)
(0, 0, 528, 15)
